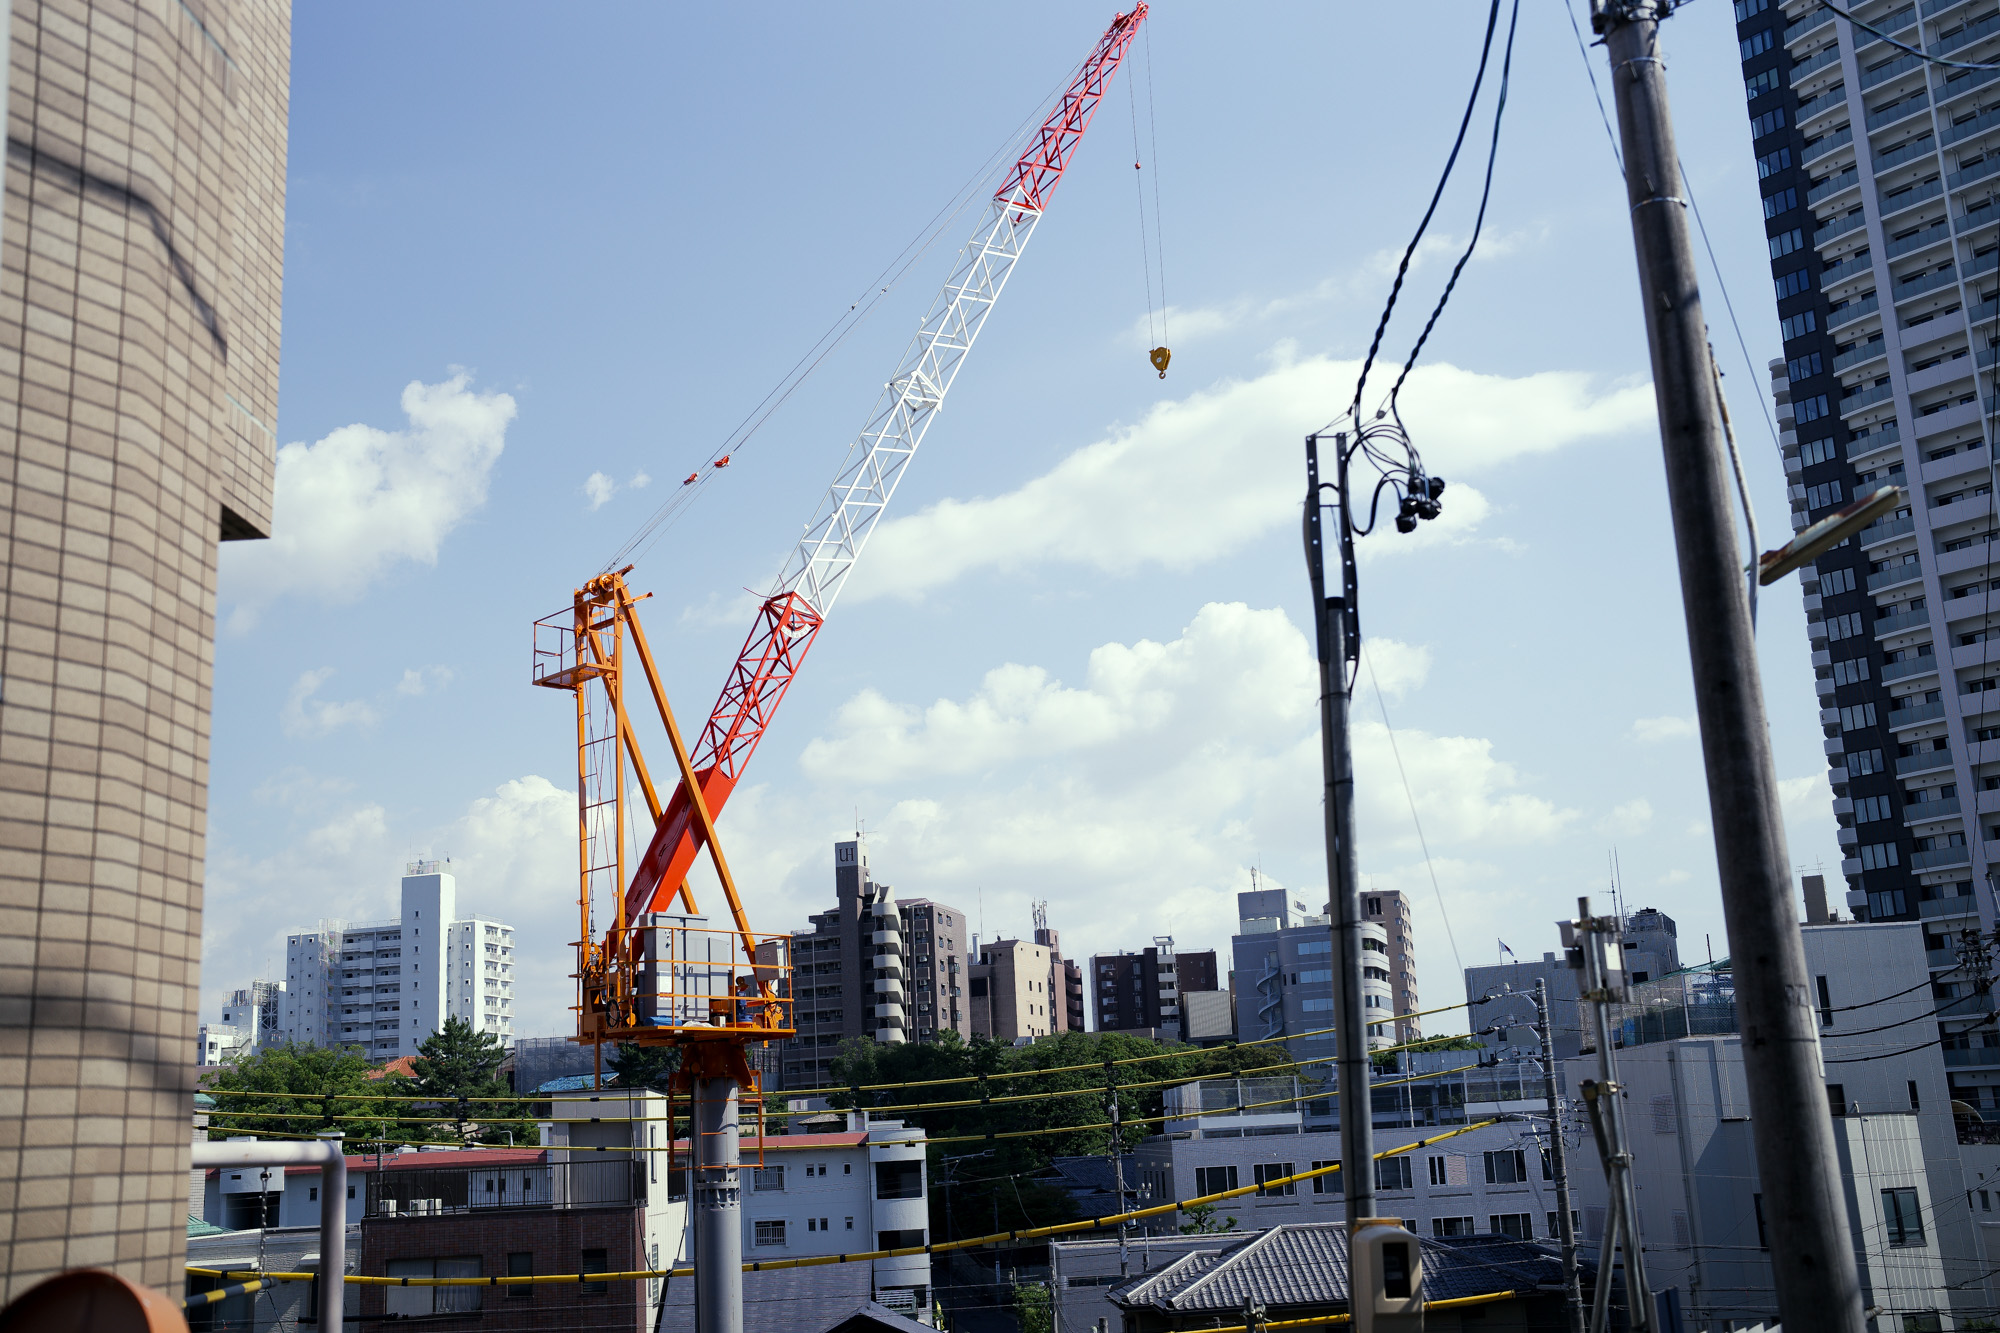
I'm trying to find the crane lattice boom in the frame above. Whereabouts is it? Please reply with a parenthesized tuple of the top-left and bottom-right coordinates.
(626, 5, 1148, 922)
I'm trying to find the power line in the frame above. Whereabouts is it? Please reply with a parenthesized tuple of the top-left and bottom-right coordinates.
(1815, 1, 2000, 71)
(1563, 0, 1622, 176)
(1361, 645, 1464, 986)
(1345, 0, 1506, 425)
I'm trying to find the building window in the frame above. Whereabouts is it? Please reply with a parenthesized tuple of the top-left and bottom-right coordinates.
(1483, 1150, 1528, 1185)
(385, 1258, 482, 1317)
(1431, 1216, 1475, 1237)
(1310, 1160, 1338, 1195)
(1253, 1163, 1296, 1197)
(753, 1164, 785, 1192)
(875, 1160, 923, 1200)
(878, 1228, 926, 1251)
(1194, 1165, 1238, 1197)
(1490, 1213, 1533, 1240)
(754, 1220, 787, 1247)
(1828, 1084, 1847, 1117)
(1376, 1157, 1414, 1192)
(506, 1252, 533, 1300)
(1883, 1188, 1925, 1247)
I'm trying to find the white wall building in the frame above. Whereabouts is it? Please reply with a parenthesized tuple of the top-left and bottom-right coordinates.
(279, 861, 515, 1059)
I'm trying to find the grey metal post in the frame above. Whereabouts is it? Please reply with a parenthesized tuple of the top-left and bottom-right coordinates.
(1109, 1084, 1129, 1277)
(317, 1133, 346, 1332)
(1304, 435, 1375, 1228)
(1534, 981, 1583, 1333)
(1590, 4, 1864, 1330)
(1575, 899, 1650, 1333)
(692, 1076, 743, 1333)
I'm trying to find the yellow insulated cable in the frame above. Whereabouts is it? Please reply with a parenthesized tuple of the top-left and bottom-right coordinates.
(186, 1118, 1501, 1286)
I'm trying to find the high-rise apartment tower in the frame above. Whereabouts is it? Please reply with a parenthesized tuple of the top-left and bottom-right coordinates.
(1738, 0, 2000, 1116)
(780, 837, 968, 1088)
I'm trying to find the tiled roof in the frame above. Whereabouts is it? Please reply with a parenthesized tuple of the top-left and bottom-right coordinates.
(368, 1056, 419, 1080)
(1108, 1223, 1560, 1314)
(1045, 1155, 1138, 1196)
(187, 1215, 235, 1237)
(658, 1259, 873, 1333)
(537, 1073, 617, 1093)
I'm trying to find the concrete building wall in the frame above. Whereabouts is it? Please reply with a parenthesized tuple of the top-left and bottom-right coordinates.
(1363, 889, 1419, 1043)
(0, 0, 290, 1301)
(969, 938, 1056, 1042)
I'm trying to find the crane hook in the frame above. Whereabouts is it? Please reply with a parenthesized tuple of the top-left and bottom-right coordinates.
(1149, 346, 1171, 379)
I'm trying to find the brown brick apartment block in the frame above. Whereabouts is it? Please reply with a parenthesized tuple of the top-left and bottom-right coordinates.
(360, 1206, 651, 1333)
(0, 0, 289, 1302)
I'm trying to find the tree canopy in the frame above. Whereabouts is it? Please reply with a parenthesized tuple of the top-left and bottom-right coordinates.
(389, 1017, 527, 1144)
(200, 1042, 399, 1144)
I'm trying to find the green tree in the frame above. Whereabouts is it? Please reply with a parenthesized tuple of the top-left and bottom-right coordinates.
(393, 1017, 525, 1144)
(201, 1043, 398, 1145)
(1178, 1201, 1239, 1235)
(1011, 1282, 1052, 1333)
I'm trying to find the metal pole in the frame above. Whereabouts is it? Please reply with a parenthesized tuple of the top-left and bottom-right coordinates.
(1535, 981, 1584, 1333)
(318, 1133, 346, 1333)
(1109, 1081, 1129, 1278)
(1591, 4, 1864, 1330)
(1577, 899, 1650, 1333)
(693, 1075, 743, 1333)
(1304, 434, 1375, 1228)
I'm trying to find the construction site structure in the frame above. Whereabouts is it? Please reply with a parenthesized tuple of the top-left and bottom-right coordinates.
(533, 10, 1150, 1332)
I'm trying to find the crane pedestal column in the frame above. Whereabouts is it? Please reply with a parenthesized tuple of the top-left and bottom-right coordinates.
(693, 1075, 743, 1333)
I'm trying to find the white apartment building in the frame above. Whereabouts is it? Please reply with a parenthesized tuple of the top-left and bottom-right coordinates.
(279, 861, 515, 1060)
(196, 979, 286, 1066)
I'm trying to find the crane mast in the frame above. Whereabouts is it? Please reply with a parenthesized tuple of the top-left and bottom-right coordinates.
(625, 4, 1149, 925)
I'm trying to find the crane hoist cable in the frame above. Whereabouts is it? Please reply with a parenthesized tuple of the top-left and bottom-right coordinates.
(617, 6, 1153, 930)
(1128, 20, 1169, 378)
(601, 53, 1100, 575)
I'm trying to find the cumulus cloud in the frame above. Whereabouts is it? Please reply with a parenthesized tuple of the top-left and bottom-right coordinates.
(1359, 638, 1432, 702)
(396, 665, 457, 697)
(1601, 798, 1654, 836)
(583, 469, 654, 511)
(281, 669, 378, 738)
(847, 355, 1652, 601)
(221, 374, 517, 627)
(1631, 715, 1697, 743)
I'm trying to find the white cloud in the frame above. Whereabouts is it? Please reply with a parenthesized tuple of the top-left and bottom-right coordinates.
(847, 355, 1652, 602)
(1631, 715, 1697, 743)
(582, 469, 655, 511)
(1359, 638, 1432, 702)
(1601, 798, 1654, 836)
(221, 374, 517, 626)
(396, 665, 457, 697)
(1779, 773, 1831, 812)
(281, 668, 379, 739)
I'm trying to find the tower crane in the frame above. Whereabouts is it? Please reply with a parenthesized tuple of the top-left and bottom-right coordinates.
(532, 11, 1146, 1330)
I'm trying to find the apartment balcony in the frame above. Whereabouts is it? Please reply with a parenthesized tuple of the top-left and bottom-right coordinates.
(1891, 262, 1960, 304)
(1888, 699, 1948, 729)
(1867, 561, 1924, 592)
(1834, 337, 1887, 374)
(1847, 421, 1902, 460)
(1861, 514, 1918, 549)
(1805, 125, 1855, 166)
(1841, 382, 1898, 416)
(1922, 894, 1980, 919)
(1915, 398, 1986, 439)
(1862, 49, 1927, 92)
(1877, 139, 1943, 182)
(1897, 746, 1955, 774)
(1884, 218, 1950, 262)
(1945, 1046, 2000, 1067)
(1941, 65, 2000, 109)
(872, 976, 904, 996)
(1799, 85, 1850, 126)
(1817, 210, 1870, 248)
(1810, 167, 1860, 210)
(1912, 844, 1973, 870)
(1866, 90, 1930, 134)
(1909, 797, 1964, 825)
(1922, 442, 1990, 484)
(1785, 5, 1834, 45)
(870, 927, 901, 946)
(1936, 8, 2000, 57)
(1944, 102, 2000, 148)
(1927, 491, 1994, 530)
(1940, 992, 1996, 1016)
(1829, 293, 1881, 329)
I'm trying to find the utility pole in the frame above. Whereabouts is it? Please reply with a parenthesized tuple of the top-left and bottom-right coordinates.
(1590, 4, 1865, 1330)
(691, 1074, 743, 1333)
(1535, 978, 1584, 1333)
(1565, 900, 1649, 1333)
(1109, 1078, 1130, 1278)
(1304, 435, 1377, 1233)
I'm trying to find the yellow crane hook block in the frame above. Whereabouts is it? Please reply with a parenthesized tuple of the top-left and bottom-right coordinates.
(1149, 346, 1171, 378)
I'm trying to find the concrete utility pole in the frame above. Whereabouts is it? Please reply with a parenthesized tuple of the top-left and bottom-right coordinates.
(1304, 436, 1376, 1230)
(692, 1076, 743, 1333)
(1535, 979, 1584, 1333)
(1566, 903, 1650, 1333)
(1589, 4, 1865, 1330)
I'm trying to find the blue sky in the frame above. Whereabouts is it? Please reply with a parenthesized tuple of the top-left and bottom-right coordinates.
(204, 2, 1827, 1036)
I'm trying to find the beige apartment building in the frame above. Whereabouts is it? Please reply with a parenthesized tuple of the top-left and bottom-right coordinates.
(1364, 889, 1420, 1044)
(0, 0, 290, 1303)
(968, 938, 1063, 1043)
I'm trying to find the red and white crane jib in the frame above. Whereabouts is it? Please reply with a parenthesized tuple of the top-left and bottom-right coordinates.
(627, 5, 1149, 921)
